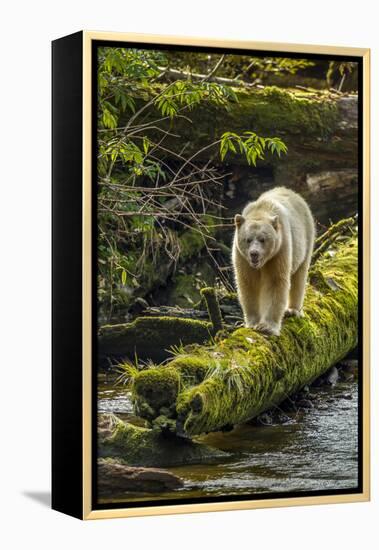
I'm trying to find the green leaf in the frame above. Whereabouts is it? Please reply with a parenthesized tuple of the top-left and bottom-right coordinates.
(143, 138, 150, 155)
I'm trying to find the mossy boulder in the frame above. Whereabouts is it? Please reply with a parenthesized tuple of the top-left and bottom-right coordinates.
(98, 414, 229, 467)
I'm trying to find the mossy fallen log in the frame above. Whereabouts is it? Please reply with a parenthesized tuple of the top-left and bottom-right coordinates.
(98, 284, 228, 362)
(98, 316, 214, 362)
(152, 87, 357, 160)
(98, 414, 229, 467)
(131, 219, 358, 437)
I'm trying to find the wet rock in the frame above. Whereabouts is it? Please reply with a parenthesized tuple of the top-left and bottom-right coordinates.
(306, 169, 358, 195)
(297, 399, 314, 409)
(276, 413, 291, 424)
(256, 412, 273, 425)
(97, 458, 184, 494)
(326, 365, 339, 387)
(337, 96, 358, 130)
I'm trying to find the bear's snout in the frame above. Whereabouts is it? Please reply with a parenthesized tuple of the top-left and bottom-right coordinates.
(249, 251, 260, 266)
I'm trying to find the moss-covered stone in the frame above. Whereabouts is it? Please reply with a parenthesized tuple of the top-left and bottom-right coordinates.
(133, 367, 180, 419)
(98, 414, 229, 467)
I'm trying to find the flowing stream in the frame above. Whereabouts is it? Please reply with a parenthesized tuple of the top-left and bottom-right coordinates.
(97, 371, 359, 503)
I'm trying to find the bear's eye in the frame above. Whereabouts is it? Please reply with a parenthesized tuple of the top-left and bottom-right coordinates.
(259, 236, 265, 243)
(246, 237, 253, 244)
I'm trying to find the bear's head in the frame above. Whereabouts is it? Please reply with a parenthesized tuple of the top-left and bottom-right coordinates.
(234, 213, 281, 269)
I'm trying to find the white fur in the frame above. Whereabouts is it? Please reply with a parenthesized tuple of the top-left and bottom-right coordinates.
(232, 187, 315, 336)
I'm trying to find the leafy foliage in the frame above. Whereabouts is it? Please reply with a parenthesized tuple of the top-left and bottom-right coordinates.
(220, 131, 287, 165)
(155, 80, 238, 117)
(96, 46, 287, 321)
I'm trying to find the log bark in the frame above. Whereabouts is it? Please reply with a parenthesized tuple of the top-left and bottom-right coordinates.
(130, 218, 358, 437)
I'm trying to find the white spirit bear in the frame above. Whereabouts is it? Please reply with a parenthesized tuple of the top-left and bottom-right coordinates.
(232, 187, 315, 336)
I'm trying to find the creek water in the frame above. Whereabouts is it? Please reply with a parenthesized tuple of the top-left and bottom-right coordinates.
(97, 372, 359, 504)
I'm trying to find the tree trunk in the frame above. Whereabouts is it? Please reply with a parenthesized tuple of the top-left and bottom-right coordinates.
(130, 218, 358, 437)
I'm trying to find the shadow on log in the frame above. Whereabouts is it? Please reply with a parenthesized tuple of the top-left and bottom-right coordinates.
(130, 218, 358, 437)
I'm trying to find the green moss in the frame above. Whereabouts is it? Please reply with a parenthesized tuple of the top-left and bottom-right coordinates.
(132, 356, 213, 422)
(238, 86, 339, 137)
(170, 356, 211, 384)
(133, 367, 180, 416)
(131, 220, 358, 437)
(98, 316, 214, 362)
(177, 86, 340, 154)
(98, 414, 229, 467)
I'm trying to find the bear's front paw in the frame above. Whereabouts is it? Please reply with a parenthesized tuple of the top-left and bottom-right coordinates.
(285, 308, 304, 318)
(254, 321, 280, 336)
(245, 317, 259, 328)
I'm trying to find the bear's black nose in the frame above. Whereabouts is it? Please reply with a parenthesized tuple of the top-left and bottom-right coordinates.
(250, 251, 259, 263)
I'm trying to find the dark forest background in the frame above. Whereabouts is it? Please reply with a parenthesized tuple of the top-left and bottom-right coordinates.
(96, 47, 358, 324)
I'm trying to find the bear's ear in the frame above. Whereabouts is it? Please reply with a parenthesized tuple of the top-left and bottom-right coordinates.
(234, 214, 245, 227)
(270, 215, 279, 230)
